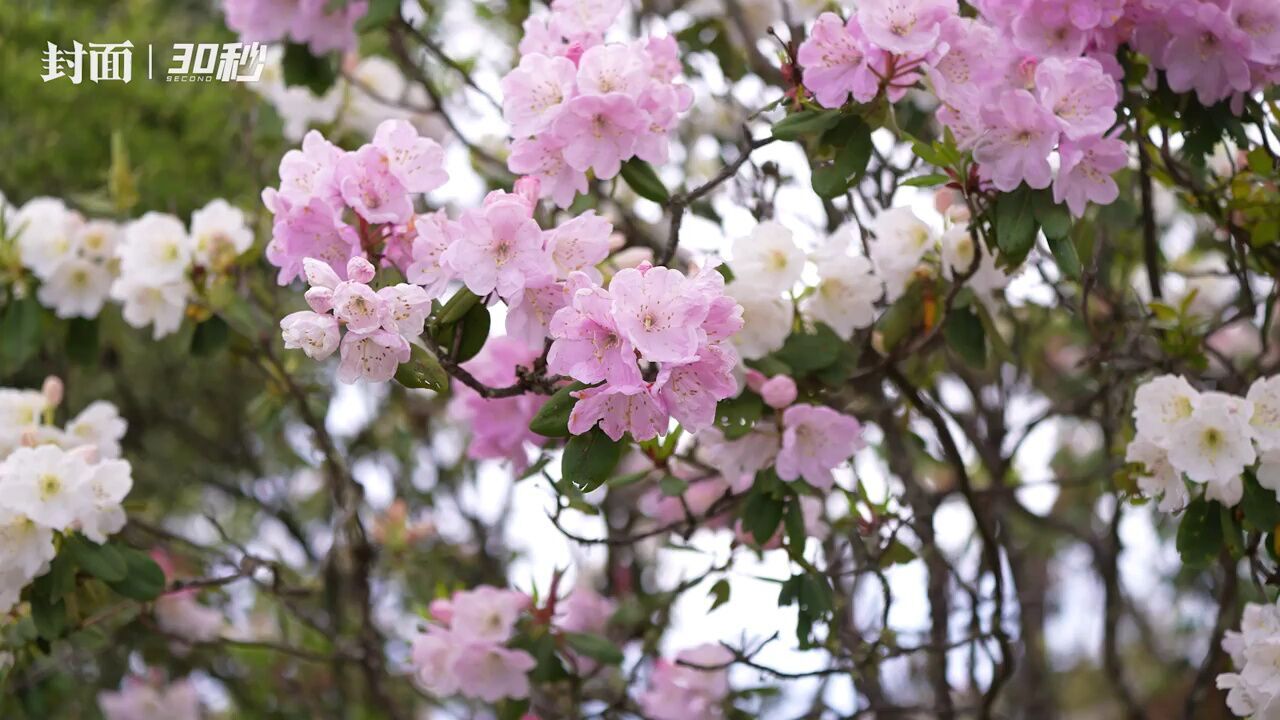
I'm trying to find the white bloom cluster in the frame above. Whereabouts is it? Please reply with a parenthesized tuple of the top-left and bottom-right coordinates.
(1127, 374, 1280, 511)
(0, 380, 132, 614)
(10, 196, 252, 339)
(110, 200, 252, 339)
(723, 204, 1010, 361)
(12, 197, 119, 319)
(1218, 598, 1280, 718)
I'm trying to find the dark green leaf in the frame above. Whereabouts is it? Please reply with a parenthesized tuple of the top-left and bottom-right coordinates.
(1032, 190, 1072, 240)
(715, 391, 763, 440)
(67, 536, 127, 583)
(1242, 471, 1280, 532)
(1176, 496, 1223, 567)
(562, 428, 623, 492)
(708, 578, 731, 612)
(659, 474, 689, 497)
(496, 699, 532, 720)
(435, 301, 490, 363)
(1221, 501, 1245, 559)
(811, 116, 873, 199)
(529, 382, 588, 438)
(356, 0, 400, 30)
(783, 496, 806, 557)
(902, 173, 951, 188)
(394, 344, 450, 393)
(1047, 235, 1082, 280)
(771, 109, 842, 141)
(943, 306, 986, 368)
(619, 158, 669, 204)
(995, 184, 1038, 266)
(66, 317, 99, 365)
(31, 553, 76, 603)
(31, 598, 66, 640)
(0, 296, 43, 372)
(878, 540, 917, 568)
(775, 323, 841, 375)
(107, 546, 167, 602)
(563, 632, 624, 665)
(190, 316, 230, 357)
(741, 490, 784, 545)
(281, 43, 337, 95)
(435, 288, 481, 325)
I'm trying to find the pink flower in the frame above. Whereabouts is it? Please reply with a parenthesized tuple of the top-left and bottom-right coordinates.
(698, 426, 780, 493)
(609, 265, 707, 363)
(378, 284, 432, 337)
(371, 119, 448, 195)
(1053, 134, 1128, 217)
(556, 586, 615, 634)
(633, 84, 690, 165)
(440, 197, 554, 304)
(222, 0, 294, 43)
(98, 676, 201, 720)
(450, 586, 530, 644)
(1232, 0, 1280, 64)
(776, 404, 865, 489)
(509, 134, 589, 208)
(449, 338, 547, 468)
(645, 35, 683, 83)
(576, 44, 649, 96)
(280, 310, 340, 360)
(331, 281, 390, 333)
(336, 328, 410, 384)
(550, 0, 624, 35)
(507, 282, 570, 349)
(502, 53, 578, 137)
(1161, 2, 1252, 106)
(276, 130, 342, 206)
(451, 643, 537, 703)
(292, 0, 366, 54)
(640, 471, 731, 524)
(549, 276, 643, 386)
(856, 0, 957, 56)
(264, 194, 362, 285)
(797, 13, 882, 109)
(760, 375, 798, 409)
(568, 384, 668, 441)
(928, 17, 1003, 108)
(638, 644, 734, 720)
(410, 627, 461, 696)
(655, 344, 739, 431)
(1011, 8, 1089, 57)
(547, 211, 612, 280)
(405, 210, 458, 298)
(337, 145, 413, 225)
(552, 93, 647, 180)
(689, 264, 745, 342)
(974, 89, 1060, 192)
(1034, 57, 1118, 140)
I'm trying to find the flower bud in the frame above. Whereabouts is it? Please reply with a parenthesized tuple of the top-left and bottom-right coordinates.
(42, 376, 64, 409)
(761, 375, 798, 409)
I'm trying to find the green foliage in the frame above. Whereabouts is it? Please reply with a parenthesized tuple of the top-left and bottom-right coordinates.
(394, 344, 451, 393)
(620, 158, 670, 204)
(529, 382, 588, 437)
(562, 427, 624, 492)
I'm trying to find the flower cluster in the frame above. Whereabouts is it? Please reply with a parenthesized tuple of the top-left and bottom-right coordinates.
(448, 337, 549, 469)
(1127, 374, 1280, 510)
(502, 0, 693, 207)
(0, 379, 132, 614)
(410, 586, 537, 703)
(550, 262, 743, 441)
(280, 256, 430, 384)
(637, 643, 735, 720)
(1217, 597, 1280, 718)
(10, 197, 252, 337)
(261, 119, 447, 286)
(99, 673, 201, 720)
(222, 0, 366, 55)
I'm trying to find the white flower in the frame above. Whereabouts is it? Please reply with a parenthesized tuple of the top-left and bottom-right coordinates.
(449, 586, 527, 643)
(1219, 599, 1280, 719)
(117, 212, 192, 283)
(281, 311, 341, 360)
(0, 508, 56, 579)
(75, 459, 132, 544)
(1248, 376, 1280, 451)
(1242, 639, 1280, 697)
(802, 255, 880, 340)
(725, 283, 793, 360)
(940, 225, 1011, 303)
(1132, 374, 1199, 447)
(110, 276, 191, 339)
(731, 221, 806, 295)
(75, 219, 120, 262)
(0, 445, 92, 530)
(1165, 393, 1256, 492)
(64, 400, 128, 460)
(14, 197, 83, 280)
(190, 199, 253, 270)
(868, 207, 936, 302)
(1125, 438, 1187, 513)
(37, 257, 112, 319)
(0, 388, 48, 435)
(1258, 449, 1280, 500)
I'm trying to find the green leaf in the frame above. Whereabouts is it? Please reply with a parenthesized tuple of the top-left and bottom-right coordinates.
(714, 391, 763, 440)
(1221, 501, 1245, 559)
(943, 306, 986, 368)
(435, 288, 482, 326)
(66, 536, 127, 583)
(771, 108, 842, 141)
(31, 553, 76, 603)
(435, 301, 490, 363)
(876, 284, 923, 350)
(775, 323, 841, 375)
(496, 699, 532, 720)
(394, 344, 450, 393)
(0, 296, 43, 373)
(1176, 496, 1223, 567)
(356, 0, 400, 30)
(31, 598, 66, 640)
(529, 382, 588, 438)
(562, 428, 623, 492)
(190, 316, 230, 357)
(783, 496, 807, 557)
(1242, 471, 1280, 532)
(902, 173, 951, 188)
(878, 540, 917, 568)
(1032, 190, 1072, 240)
(606, 470, 652, 488)
(707, 578, 731, 612)
(659, 474, 689, 497)
(619, 158, 669, 204)
(995, 184, 1038, 266)
(281, 42, 336, 96)
(107, 547, 167, 602)
(811, 116, 873, 199)
(66, 317, 99, 365)
(741, 490, 784, 545)
(1047, 235, 1082, 280)
(563, 632, 624, 665)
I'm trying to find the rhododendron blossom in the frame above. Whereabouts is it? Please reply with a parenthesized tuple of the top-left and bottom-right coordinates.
(409, 586, 537, 703)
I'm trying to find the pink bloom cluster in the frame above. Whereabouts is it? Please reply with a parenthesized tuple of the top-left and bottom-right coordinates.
(700, 402, 865, 492)
(262, 119, 447, 286)
(222, 0, 367, 55)
(410, 586, 537, 703)
(501, 0, 693, 207)
(279, 256, 430, 384)
(638, 643, 735, 720)
(449, 337, 549, 470)
(99, 674, 201, 720)
(550, 263, 744, 441)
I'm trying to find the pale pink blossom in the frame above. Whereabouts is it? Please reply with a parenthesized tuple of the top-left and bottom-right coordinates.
(441, 197, 555, 303)
(1054, 134, 1128, 218)
(336, 329, 410, 384)
(856, 0, 957, 56)
(281, 310, 341, 360)
(776, 405, 865, 489)
(337, 145, 414, 225)
(502, 54, 579, 137)
(1034, 57, 1118, 140)
(797, 13, 882, 108)
(451, 643, 537, 702)
(609, 265, 707, 363)
(553, 93, 647, 180)
(509, 134, 590, 208)
(974, 89, 1060, 192)
(568, 384, 668, 441)
(639, 644, 734, 720)
(371, 119, 447, 195)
